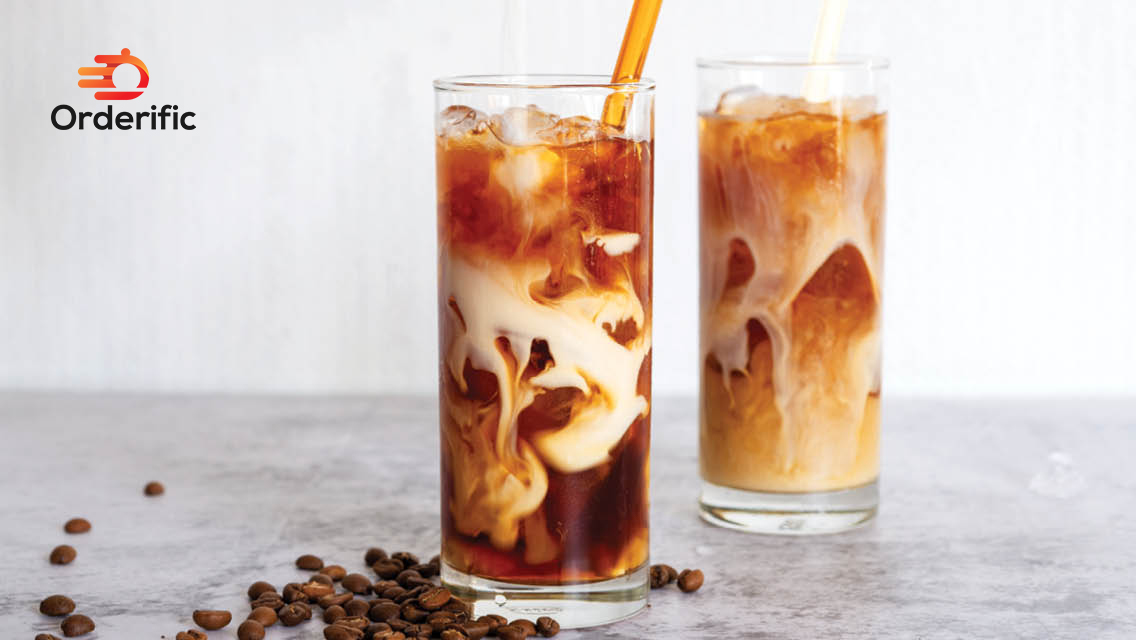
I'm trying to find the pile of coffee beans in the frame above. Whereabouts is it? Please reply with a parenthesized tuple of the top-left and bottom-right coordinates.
(649, 564, 704, 593)
(218, 548, 563, 640)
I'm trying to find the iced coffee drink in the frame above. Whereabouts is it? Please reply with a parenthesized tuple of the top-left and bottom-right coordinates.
(434, 76, 653, 625)
(697, 58, 888, 533)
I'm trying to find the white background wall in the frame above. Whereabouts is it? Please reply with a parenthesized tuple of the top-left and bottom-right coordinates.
(1, 0, 1134, 396)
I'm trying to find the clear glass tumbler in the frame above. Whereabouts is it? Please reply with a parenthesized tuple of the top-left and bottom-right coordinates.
(697, 57, 888, 534)
(434, 75, 654, 626)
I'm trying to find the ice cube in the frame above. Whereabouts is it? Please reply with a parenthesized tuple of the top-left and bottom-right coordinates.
(438, 105, 488, 137)
(489, 105, 559, 146)
(536, 115, 609, 146)
(715, 85, 768, 115)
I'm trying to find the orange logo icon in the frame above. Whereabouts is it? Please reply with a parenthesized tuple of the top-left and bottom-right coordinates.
(78, 48, 149, 100)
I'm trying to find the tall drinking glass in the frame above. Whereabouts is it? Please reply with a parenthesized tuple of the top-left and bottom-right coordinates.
(434, 75, 653, 626)
(697, 57, 888, 534)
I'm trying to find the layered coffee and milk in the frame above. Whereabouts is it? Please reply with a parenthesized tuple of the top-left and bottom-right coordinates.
(436, 104, 652, 582)
(699, 92, 885, 493)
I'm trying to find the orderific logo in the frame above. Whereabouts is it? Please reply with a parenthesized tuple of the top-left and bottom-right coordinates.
(52, 48, 196, 130)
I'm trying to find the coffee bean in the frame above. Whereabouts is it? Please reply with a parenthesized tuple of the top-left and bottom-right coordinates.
(387, 618, 411, 632)
(400, 601, 427, 623)
(144, 481, 165, 496)
(394, 569, 421, 587)
(302, 580, 335, 599)
(319, 592, 354, 609)
(391, 551, 419, 566)
(372, 579, 399, 592)
(496, 625, 527, 640)
(279, 602, 310, 626)
(35, 634, 62, 640)
(369, 600, 400, 622)
(365, 547, 388, 565)
(40, 594, 76, 616)
(660, 564, 679, 584)
(282, 582, 307, 603)
(365, 622, 392, 639)
(677, 568, 704, 593)
(535, 616, 559, 637)
(441, 629, 468, 640)
(247, 580, 276, 600)
(250, 592, 285, 611)
(321, 564, 348, 581)
(404, 622, 433, 637)
(476, 615, 507, 633)
(408, 563, 437, 578)
(459, 620, 490, 640)
(339, 616, 371, 630)
(443, 600, 471, 616)
(248, 605, 278, 626)
(237, 619, 266, 640)
(343, 572, 372, 594)
(511, 619, 536, 636)
(297, 554, 325, 570)
(429, 554, 441, 566)
(311, 572, 335, 586)
(649, 564, 670, 588)
(325, 624, 364, 640)
(63, 518, 90, 534)
(372, 558, 404, 579)
(325, 604, 347, 623)
(175, 631, 206, 640)
(60, 613, 95, 637)
(193, 609, 232, 630)
(344, 598, 371, 618)
(49, 545, 76, 565)
(417, 586, 452, 611)
(380, 586, 406, 600)
(427, 611, 456, 626)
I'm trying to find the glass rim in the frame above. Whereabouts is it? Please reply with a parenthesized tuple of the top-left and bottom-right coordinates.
(433, 74, 656, 92)
(697, 54, 890, 71)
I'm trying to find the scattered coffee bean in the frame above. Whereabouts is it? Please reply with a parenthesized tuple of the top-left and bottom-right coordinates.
(344, 598, 371, 618)
(279, 602, 311, 626)
(649, 564, 678, 588)
(319, 592, 354, 609)
(237, 619, 266, 640)
(250, 592, 285, 611)
(441, 629, 467, 640)
(60, 613, 95, 637)
(282, 583, 307, 603)
(63, 518, 90, 534)
(175, 631, 206, 640)
(677, 568, 704, 593)
(418, 586, 452, 611)
(39, 594, 76, 616)
(297, 554, 324, 570)
(325, 624, 364, 640)
(442, 600, 471, 616)
(343, 572, 372, 594)
(248, 605, 278, 626)
(511, 618, 536, 636)
(370, 600, 401, 622)
(404, 622, 433, 637)
(302, 580, 335, 599)
(311, 572, 335, 586)
(535, 616, 560, 637)
(372, 579, 399, 592)
(400, 602, 427, 623)
(365, 547, 388, 565)
(321, 564, 348, 581)
(49, 545, 76, 565)
(144, 481, 165, 496)
(35, 634, 62, 640)
(427, 611, 456, 626)
(394, 569, 421, 587)
(461, 620, 491, 640)
(247, 580, 276, 600)
(372, 558, 404, 579)
(380, 586, 407, 600)
(408, 563, 437, 578)
(391, 551, 419, 566)
(193, 609, 232, 630)
(365, 622, 392, 638)
(325, 604, 347, 624)
(476, 615, 506, 633)
(387, 618, 411, 632)
(496, 625, 527, 640)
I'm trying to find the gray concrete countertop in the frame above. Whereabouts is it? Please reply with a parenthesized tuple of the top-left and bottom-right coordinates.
(1, 394, 1134, 639)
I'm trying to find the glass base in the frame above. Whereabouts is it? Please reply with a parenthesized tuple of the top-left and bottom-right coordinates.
(699, 479, 878, 535)
(441, 563, 648, 629)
